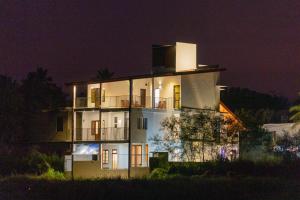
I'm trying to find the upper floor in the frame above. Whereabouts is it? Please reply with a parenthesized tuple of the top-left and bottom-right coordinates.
(70, 42, 224, 111)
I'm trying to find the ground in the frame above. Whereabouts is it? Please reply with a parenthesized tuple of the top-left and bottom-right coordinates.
(1, 176, 300, 200)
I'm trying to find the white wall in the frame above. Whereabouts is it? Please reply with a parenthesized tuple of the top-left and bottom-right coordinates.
(181, 72, 220, 110)
(101, 143, 128, 169)
(175, 42, 197, 72)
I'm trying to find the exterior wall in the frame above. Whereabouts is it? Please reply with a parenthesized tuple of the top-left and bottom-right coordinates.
(101, 143, 129, 169)
(181, 72, 220, 110)
(175, 42, 197, 72)
(28, 109, 72, 142)
(73, 161, 128, 179)
(73, 161, 149, 179)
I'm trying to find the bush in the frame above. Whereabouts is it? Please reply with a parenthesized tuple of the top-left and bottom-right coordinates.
(148, 168, 168, 179)
(24, 149, 49, 175)
(40, 168, 65, 180)
(0, 147, 64, 176)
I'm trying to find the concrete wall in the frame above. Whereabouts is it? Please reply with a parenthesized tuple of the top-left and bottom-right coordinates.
(73, 161, 149, 179)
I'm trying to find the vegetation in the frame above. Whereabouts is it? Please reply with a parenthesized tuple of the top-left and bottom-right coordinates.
(0, 147, 64, 177)
(96, 68, 114, 80)
(290, 93, 300, 126)
(0, 68, 66, 144)
(0, 176, 299, 200)
(222, 87, 290, 124)
(152, 109, 242, 162)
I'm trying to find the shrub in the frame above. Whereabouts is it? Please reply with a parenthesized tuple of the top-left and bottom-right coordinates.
(148, 168, 168, 179)
(40, 168, 65, 180)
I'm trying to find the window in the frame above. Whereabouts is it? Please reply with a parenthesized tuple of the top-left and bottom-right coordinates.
(102, 149, 109, 164)
(137, 117, 147, 129)
(131, 145, 142, 167)
(56, 116, 64, 132)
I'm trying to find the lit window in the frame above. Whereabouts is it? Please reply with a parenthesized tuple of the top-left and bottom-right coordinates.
(131, 145, 142, 167)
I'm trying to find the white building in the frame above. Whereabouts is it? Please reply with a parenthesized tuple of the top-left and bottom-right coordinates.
(66, 42, 231, 178)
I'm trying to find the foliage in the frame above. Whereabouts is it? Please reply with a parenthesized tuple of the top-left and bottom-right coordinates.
(1, 176, 299, 200)
(40, 168, 65, 180)
(152, 109, 241, 162)
(156, 158, 299, 178)
(290, 94, 300, 126)
(0, 75, 24, 144)
(0, 147, 64, 176)
(20, 67, 66, 112)
(221, 87, 289, 111)
(96, 68, 114, 80)
(148, 168, 168, 179)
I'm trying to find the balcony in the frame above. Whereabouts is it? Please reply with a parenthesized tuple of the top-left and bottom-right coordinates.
(75, 96, 130, 109)
(131, 95, 152, 108)
(154, 97, 179, 110)
(75, 127, 129, 141)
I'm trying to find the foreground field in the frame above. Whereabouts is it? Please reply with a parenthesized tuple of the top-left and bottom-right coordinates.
(1, 176, 300, 200)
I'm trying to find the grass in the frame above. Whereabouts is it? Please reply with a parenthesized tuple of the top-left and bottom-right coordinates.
(1, 176, 300, 200)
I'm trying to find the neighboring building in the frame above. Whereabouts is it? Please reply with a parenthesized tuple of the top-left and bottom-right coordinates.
(64, 42, 235, 178)
(263, 123, 300, 145)
(26, 108, 73, 155)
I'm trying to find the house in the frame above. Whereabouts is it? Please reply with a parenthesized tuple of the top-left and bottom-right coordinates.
(263, 123, 300, 149)
(64, 42, 235, 178)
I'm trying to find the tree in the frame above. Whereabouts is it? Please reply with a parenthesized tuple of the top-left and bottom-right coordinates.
(21, 67, 66, 112)
(152, 109, 241, 162)
(96, 68, 114, 80)
(0, 75, 24, 144)
(290, 94, 300, 126)
(20, 68, 66, 141)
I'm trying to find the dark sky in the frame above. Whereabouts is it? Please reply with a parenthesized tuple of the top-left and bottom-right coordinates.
(1, 0, 299, 98)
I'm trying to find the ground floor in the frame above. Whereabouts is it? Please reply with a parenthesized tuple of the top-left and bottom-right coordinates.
(65, 142, 150, 178)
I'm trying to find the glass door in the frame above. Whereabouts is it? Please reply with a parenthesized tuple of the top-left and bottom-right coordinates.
(112, 149, 118, 169)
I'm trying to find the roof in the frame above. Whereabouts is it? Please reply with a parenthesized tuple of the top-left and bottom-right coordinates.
(66, 65, 225, 86)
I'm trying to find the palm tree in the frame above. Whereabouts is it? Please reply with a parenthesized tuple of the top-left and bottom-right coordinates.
(290, 93, 300, 126)
(96, 68, 114, 80)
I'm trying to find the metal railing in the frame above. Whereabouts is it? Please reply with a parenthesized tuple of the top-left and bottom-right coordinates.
(75, 96, 130, 108)
(131, 95, 152, 108)
(154, 97, 178, 110)
(74, 127, 129, 141)
(75, 96, 180, 110)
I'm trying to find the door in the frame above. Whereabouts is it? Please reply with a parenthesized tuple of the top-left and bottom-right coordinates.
(76, 112, 83, 140)
(173, 85, 180, 109)
(91, 120, 100, 140)
(140, 89, 146, 107)
(95, 88, 101, 107)
(112, 149, 118, 169)
(91, 88, 101, 107)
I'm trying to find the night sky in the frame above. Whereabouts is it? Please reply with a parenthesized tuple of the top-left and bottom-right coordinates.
(0, 0, 299, 98)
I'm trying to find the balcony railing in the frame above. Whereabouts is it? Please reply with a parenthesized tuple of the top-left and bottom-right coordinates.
(75, 96, 180, 110)
(154, 97, 178, 110)
(75, 127, 129, 141)
(131, 95, 152, 108)
(75, 96, 130, 108)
